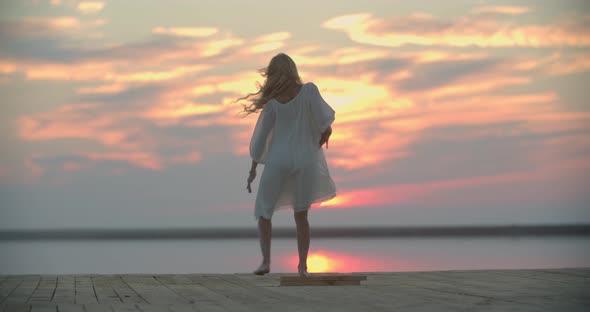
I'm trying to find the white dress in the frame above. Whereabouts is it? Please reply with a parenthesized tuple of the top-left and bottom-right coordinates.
(250, 82, 337, 220)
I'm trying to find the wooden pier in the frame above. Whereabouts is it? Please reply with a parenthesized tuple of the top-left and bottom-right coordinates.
(1, 268, 588, 311)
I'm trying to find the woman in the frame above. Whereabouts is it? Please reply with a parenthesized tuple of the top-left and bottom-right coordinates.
(238, 53, 337, 276)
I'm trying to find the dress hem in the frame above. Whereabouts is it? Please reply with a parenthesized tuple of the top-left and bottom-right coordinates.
(253, 191, 337, 221)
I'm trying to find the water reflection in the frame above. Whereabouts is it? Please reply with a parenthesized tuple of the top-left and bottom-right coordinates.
(282, 249, 414, 273)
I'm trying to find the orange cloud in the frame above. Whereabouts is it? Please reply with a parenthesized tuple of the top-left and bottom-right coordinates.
(21, 16, 80, 31)
(323, 12, 590, 47)
(77, 83, 127, 94)
(15, 61, 209, 83)
(471, 6, 529, 15)
(109, 64, 210, 82)
(77, 1, 105, 14)
(248, 32, 291, 53)
(198, 37, 245, 57)
(544, 53, 590, 76)
(152, 26, 218, 38)
(17, 102, 147, 152)
(290, 46, 392, 66)
(0, 61, 17, 74)
(24, 62, 114, 81)
(143, 100, 226, 123)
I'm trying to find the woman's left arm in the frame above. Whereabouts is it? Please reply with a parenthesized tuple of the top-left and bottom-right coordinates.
(247, 160, 258, 193)
(247, 103, 275, 193)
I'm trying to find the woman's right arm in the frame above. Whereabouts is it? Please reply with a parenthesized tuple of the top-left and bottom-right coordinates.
(319, 125, 332, 148)
(309, 82, 335, 147)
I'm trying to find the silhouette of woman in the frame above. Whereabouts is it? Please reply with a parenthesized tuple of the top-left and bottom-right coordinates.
(238, 53, 337, 276)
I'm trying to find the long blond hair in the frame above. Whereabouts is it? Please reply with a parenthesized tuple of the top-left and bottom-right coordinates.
(237, 53, 302, 116)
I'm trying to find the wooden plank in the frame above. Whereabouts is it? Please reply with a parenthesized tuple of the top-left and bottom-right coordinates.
(179, 274, 255, 312)
(29, 275, 57, 304)
(110, 303, 141, 312)
(173, 274, 252, 312)
(4, 275, 40, 304)
(280, 274, 367, 282)
(30, 303, 57, 311)
(110, 276, 145, 304)
(56, 303, 85, 312)
(195, 275, 280, 305)
(0, 276, 24, 304)
(280, 280, 360, 286)
(121, 275, 189, 304)
(92, 275, 123, 304)
(83, 303, 115, 312)
(167, 305, 198, 312)
(0, 303, 31, 312)
(134, 303, 197, 312)
(52, 275, 75, 304)
(74, 275, 98, 304)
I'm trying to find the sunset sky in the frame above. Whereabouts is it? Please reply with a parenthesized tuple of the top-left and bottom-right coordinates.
(1, 0, 589, 230)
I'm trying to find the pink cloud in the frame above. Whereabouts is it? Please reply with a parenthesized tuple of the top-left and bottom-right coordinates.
(320, 170, 534, 209)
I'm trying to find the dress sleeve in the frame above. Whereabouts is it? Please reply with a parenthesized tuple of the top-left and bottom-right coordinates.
(309, 82, 335, 133)
(249, 102, 275, 164)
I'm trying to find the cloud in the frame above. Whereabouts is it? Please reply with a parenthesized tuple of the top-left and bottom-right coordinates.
(15, 71, 256, 174)
(395, 58, 499, 92)
(320, 170, 535, 209)
(5, 7, 590, 208)
(471, 6, 529, 16)
(11, 36, 585, 183)
(77, 1, 105, 14)
(543, 52, 590, 76)
(286, 41, 590, 177)
(248, 32, 291, 53)
(322, 12, 590, 47)
(152, 26, 218, 38)
(0, 16, 80, 37)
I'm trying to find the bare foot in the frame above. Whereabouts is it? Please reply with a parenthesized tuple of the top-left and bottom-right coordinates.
(253, 263, 270, 275)
(298, 265, 311, 277)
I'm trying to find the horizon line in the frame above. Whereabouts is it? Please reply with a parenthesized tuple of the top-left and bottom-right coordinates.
(1, 224, 589, 240)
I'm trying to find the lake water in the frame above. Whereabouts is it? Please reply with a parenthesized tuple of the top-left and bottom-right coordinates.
(1, 237, 589, 274)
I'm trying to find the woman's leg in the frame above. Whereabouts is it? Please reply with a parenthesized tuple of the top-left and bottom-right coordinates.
(294, 209, 310, 271)
(258, 216, 272, 266)
(253, 163, 286, 274)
